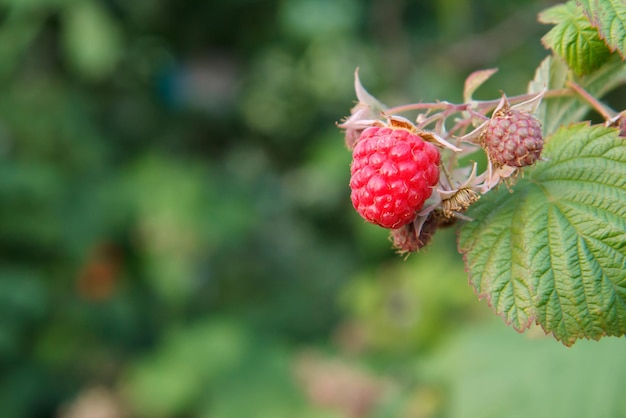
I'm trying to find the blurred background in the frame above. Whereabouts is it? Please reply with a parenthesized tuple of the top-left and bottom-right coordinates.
(1, 0, 626, 417)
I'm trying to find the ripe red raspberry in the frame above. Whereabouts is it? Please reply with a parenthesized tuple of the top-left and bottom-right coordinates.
(480, 109, 543, 167)
(350, 127, 440, 229)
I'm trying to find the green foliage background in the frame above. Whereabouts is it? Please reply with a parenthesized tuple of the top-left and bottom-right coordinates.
(1, 0, 625, 417)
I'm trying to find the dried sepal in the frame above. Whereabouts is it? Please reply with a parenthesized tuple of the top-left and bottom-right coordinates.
(386, 114, 418, 132)
(387, 114, 462, 152)
(354, 68, 385, 113)
(418, 130, 463, 152)
(478, 162, 518, 193)
(607, 111, 626, 137)
(338, 69, 386, 149)
(455, 120, 488, 144)
(390, 211, 440, 256)
(441, 188, 480, 218)
(509, 89, 545, 114)
(437, 162, 479, 199)
(436, 162, 481, 217)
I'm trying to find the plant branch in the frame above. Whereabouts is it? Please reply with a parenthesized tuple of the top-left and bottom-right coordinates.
(386, 88, 572, 116)
(566, 80, 616, 120)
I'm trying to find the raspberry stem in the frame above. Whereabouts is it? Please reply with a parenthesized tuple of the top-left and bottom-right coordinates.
(386, 89, 571, 116)
(566, 80, 617, 121)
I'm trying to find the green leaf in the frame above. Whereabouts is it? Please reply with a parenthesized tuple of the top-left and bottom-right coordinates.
(423, 323, 626, 418)
(122, 320, 249, 417)
(539, 3, 572, 24)
(459, 123, 626, 345)
(528, 54, 626, 135)
(61, 0, 122, 80)
(539, 1, 613, 76)
(528, 55, 568, 135)
(577, 0, 626, 58)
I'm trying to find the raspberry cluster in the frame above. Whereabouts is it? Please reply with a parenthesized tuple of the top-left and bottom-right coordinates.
(339, 71, 548, 254)
(350, 127, 440, 229)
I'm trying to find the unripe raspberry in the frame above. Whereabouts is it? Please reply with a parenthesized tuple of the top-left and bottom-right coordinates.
(390, 212, 439, 254)
(480, 109, 543, 167)
(350, 127, 440, 229)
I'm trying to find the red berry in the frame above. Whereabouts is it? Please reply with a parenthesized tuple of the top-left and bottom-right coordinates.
(480, 109, 543, 167)
(350, 127, 440, 229)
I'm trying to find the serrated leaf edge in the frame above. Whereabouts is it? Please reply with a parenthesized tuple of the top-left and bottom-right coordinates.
(459, 123, 626, 346)
(576, 0, 626, 59)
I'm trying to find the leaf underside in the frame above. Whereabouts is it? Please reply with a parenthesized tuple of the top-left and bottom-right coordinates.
(528, 54, 626, 136)
(459, 123, 626, 345)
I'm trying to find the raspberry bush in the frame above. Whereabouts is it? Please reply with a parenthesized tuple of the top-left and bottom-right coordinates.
(338, 0, 626, 345)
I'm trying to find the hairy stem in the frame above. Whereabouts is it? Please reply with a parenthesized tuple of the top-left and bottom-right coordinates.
(386, 88, 572, 115)
(566, 81, 616, 120)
